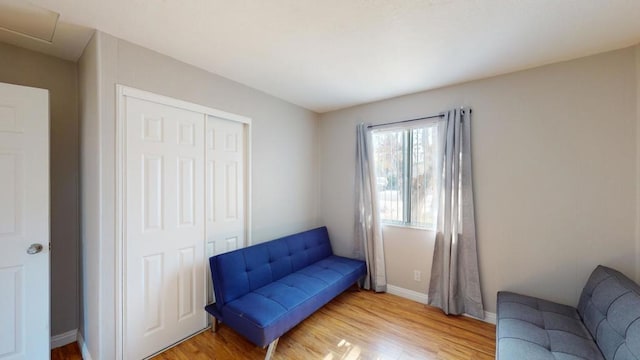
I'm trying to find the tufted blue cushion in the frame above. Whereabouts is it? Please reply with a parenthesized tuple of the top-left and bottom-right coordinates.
(210, 227, 335, 312)
(222, 256, 365, 346)
(497, 266, 640, 360)
(207, 227, 366, 347)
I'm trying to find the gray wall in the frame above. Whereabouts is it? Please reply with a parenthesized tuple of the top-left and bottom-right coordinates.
(77, 32, 100, 356)
(636, 46, 640, 283)
(0, 42, 79, 336)
(319, 46, 640, 314)
(78, 31, 320, 359)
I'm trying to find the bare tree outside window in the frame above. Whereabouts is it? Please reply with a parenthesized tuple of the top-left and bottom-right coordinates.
(372, 125, 438, 229)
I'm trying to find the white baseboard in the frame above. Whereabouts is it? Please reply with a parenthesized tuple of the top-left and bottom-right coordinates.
(77, 331, 94, 360)
(386, 284, 429, 304)
(50, 329, 77, 349)
(386, 284, 496, 324)
(463, 310, 497, 324)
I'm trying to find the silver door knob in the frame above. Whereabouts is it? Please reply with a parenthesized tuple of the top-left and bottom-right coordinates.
(27, 243, 43, 255)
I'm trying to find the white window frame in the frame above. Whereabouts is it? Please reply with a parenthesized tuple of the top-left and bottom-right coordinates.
(372, 122, 439, 230)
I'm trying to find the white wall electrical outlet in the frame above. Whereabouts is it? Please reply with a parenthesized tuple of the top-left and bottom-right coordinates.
(413, 270, 421, 281)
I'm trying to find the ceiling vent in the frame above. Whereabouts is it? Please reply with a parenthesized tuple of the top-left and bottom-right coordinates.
(0, 0, 59, 43)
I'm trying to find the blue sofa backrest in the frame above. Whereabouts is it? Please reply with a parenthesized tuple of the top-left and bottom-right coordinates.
(577, 265, 640, 360)
(210, 226, 334, 311)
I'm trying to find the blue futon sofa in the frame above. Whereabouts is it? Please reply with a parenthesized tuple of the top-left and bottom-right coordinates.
(497, 265, 640, 360)
(205, 226, 366, 359)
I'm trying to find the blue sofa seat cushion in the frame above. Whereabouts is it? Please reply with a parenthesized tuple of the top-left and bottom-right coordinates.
(497, 291, 604, 360)
(221, 255, 365, 346)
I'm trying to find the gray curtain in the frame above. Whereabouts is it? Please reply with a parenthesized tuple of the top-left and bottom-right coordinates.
(354, 123, 386, 292)
(428, 108, 484, 318)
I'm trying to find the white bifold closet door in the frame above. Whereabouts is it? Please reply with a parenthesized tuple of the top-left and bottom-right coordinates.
(205, 115, 246, 304)
(124, 97, 206, 360)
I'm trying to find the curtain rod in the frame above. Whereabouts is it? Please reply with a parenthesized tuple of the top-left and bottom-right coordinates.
(367, 113, 445, 129)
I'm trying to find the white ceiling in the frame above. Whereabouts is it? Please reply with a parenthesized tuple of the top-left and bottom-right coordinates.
(7, 0, 640, 112)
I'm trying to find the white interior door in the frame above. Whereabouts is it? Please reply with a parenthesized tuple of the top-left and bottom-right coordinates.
(0, 82, 49, 360)
(205, 116, 246, 303)
(124, 96, 206, 359)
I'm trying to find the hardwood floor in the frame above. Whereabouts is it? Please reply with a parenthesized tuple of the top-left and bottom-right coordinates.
(51, 290, 495, 359)
(51, 341, 81, 360)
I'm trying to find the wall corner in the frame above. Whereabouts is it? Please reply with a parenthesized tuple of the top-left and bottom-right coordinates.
(96, 29, 119, 360)
(635, 44, 640, 283)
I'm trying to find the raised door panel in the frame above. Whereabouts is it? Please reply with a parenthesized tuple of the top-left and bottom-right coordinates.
(143, 155, 164, 232)
(224, 162, 238, 221)
(177, 158, 195, 227)
(142, 254, 164, 335)
(206, 160, 215, 223)
(177, 247, 195, 321)
(0, 266, 24, 358)
(0, 152, 22, 236)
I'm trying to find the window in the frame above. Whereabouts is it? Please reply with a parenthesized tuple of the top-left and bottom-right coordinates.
(372, 124, 439, 229)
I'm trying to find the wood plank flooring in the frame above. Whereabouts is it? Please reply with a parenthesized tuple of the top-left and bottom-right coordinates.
(51, 290, 495, 359)
(51, 341, 81, 360)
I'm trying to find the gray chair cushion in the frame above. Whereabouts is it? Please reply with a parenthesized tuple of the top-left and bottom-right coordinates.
(497, 266, 640, 360)
(577, 266, 640, 360)
(497, 291, 604, 360)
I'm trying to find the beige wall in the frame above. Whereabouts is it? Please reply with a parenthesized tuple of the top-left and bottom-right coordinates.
(319, 47, 639, 313)
(77, 32, 100, 357)
(637, 45, 640, 282)
(0, 42, 79, 336)
(381, 226, 433, 292)
(78, 31, 320, 359)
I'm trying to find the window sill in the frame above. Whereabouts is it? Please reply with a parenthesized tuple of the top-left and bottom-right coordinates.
(381, 223, 435, 232)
